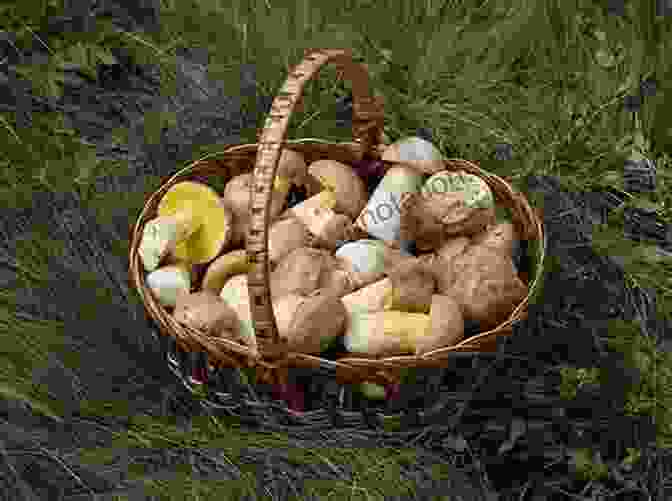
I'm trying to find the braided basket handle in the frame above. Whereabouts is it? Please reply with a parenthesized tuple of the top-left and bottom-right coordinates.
(246, 48, 385, 356)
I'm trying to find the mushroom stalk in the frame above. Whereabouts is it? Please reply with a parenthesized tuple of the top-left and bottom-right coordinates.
(344, 311, 431, 356)
(140, 210, 199, 272)
(344, 294, 465, 356)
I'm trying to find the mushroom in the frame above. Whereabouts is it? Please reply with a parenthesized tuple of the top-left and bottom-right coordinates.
(267, 216, 310, 266)
(436, 236, 471, 262)
(398, 170, 496, 252)
(354, 165, 425, 244)
(276, 148, 309, 190)
(421, 171, 495, 209)
(219, 275, 345, 355)
(273, 289, 347, 354)
(270, 247, 332, 299)
(308, 159, 368, 219)
(469, 221, 520, 265)
(173, 290, 243, 342)
(414, 294, 465, 355)
(399, 191, 496, 252)
(418, 237, 471, 294)
(138, 182, 233, 272)
(218, 274, 258, 356)
(343, 294, 464, 357)
(341, 277, 393, 317)
(443, 245, 528, 330)
(201, 249, 249, 293)
(381, 136, 445, 174)
(286, 191, 351, 249)
(335, 239, 413, 289)
(223, 172, 288, 248)
(383, 258, 436, 313)
(145, 263, 191, 309)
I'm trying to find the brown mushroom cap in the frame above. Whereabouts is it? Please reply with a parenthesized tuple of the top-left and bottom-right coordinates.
(173, 290, 242, 341)
(469, 221, 519, 261)
(417, 237, 471, 295)
(308, 159, 368, 219)
(317, 255, 359, 297)
(274, 290, 347, 354)
(268, 216, 310, 266)
(444, 246, 528, 330)
(384, 258, 437, 313)
(435, 236, 471, 262)
(288, 192, 350, 249)
(277, 149, 309, 188)
(400, 192, 496, 251)
(222, 173, 287, 233)
(270, 247, 331, 299)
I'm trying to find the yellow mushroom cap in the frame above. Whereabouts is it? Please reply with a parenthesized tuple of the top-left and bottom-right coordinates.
(201, 249, 250, 293)
(157, 181, 232, 264)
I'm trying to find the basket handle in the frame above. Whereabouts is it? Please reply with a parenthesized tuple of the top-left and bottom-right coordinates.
(246, 48, 385, 356)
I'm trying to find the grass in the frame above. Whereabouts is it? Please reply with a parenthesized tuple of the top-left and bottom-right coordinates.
(1, 0, 672, 498)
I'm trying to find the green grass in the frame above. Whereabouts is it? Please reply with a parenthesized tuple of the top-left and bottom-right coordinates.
(2, 0, 672, 497)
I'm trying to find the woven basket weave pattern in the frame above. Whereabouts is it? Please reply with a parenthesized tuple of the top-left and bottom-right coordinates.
(129, 48, 546, 389)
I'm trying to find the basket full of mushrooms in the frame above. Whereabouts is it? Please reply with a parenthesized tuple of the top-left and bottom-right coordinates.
(129, 48, 546, 394)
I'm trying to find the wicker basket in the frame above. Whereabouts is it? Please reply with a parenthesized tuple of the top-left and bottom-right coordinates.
(129, 48, 546, 391)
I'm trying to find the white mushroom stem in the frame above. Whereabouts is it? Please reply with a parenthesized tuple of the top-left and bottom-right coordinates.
(145, 264, 191, 309)
(139, 210, 198, 272)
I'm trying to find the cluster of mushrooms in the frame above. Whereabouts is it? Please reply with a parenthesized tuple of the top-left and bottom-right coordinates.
(138, 136, 529, 362)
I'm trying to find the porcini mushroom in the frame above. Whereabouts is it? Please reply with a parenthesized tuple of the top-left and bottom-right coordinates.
(267, 216, 310, 266)
(145, 263, 191, 309)
(201, 249, 250, 293)
(276, 148, 309, 190)
(381, 136, 445, 174)
(270, 247, 332, 299)
(173, 290, 243, 342)
(443, 245, 528, 330)
(308, 159, 368, 219)
(341, 277, 393, 317)
(400, 191, 495, 252)
(335, 239, 413, 289)
(223, 172, 288, 247)
(354, 165, 425, 244)
(218, 274, 258, 355)
(421, 170, 494, 209)
(273, 289, 347, 354)
(286, 191, 351, 249)
(417, 237, 471, 294)
(317, 256, 359, 297)
(344, 294, 464, 357)
(469, 221, 520, 265)
(435, 236, 471, 262)
(138, 182, 233, 272)
(383, 258, 436, 313)
(414, 294, 465, 355)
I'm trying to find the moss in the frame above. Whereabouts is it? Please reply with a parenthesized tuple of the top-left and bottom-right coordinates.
(559, 366, 601, 400)
(569, 448, 609, 482)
